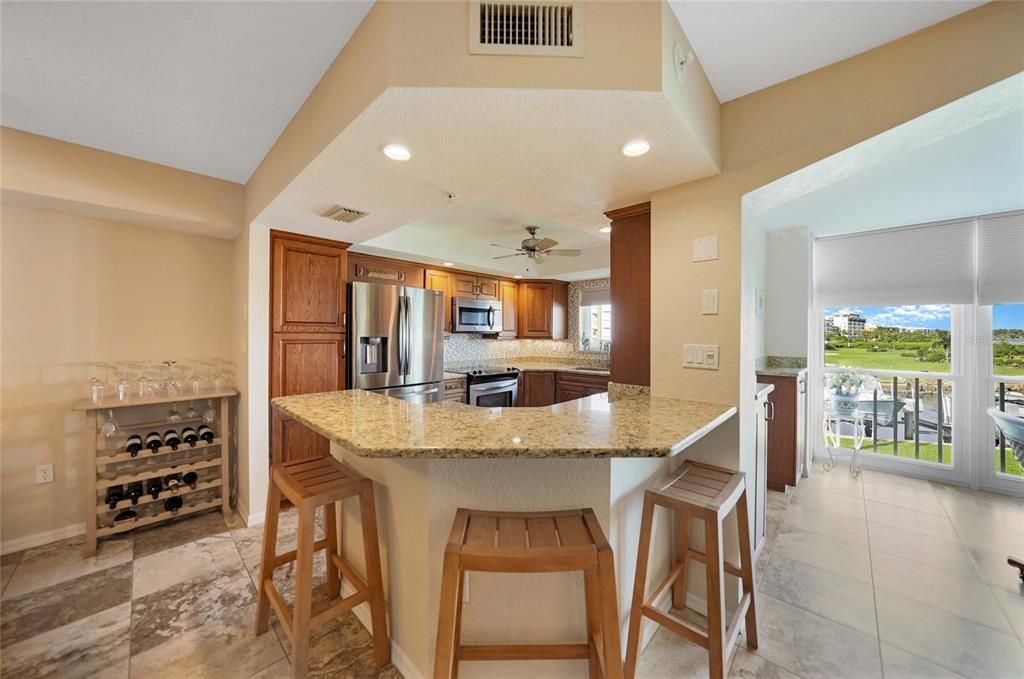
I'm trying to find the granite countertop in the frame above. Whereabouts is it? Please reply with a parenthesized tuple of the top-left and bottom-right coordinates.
(272, 390, 735, 459)
(443, 372, 467, 381)
(756, 367, 808, 377)
(512, 361, 610, 376)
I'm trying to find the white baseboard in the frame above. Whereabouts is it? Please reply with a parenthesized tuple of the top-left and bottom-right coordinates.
(342, 580, 422, 679)
(1, 522, 86, 555)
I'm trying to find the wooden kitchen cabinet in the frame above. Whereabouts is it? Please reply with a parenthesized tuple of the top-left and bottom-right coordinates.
(605, 202, 651, 386)
(519, 371, 556, 406)
(425, 268, 453, 336)
(453, 273, 499, 300)
(554, 372, 610, 403)
(498, 280, 517, 338)
(271, 234, 347, 333)
(757, 371, 808, 490)
(443, 376, 468, 403)
(348, 252, 424, 288)
(517, 281, 568, 339)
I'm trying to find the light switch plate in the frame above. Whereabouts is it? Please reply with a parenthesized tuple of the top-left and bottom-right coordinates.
(692, 235, 719, 262)
(702, 289, 719, 315)
(684, 343, 720, 370)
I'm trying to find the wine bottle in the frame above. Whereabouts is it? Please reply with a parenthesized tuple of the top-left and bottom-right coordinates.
(125, 434, 143, 457)
(145, 431, 163, 454)
(127, 482, 144, 505)
(181, 427, 199, 447)
(114, 509, 137, 522)
(197, 424, 214, 444)
(164, 473, 183, 494)
(163, 429, 181, 451)
(105, 485, 125, 509)
(182, 471, 199, 490)
(164, 495, 183, 515)
(146, 477, 163, 499)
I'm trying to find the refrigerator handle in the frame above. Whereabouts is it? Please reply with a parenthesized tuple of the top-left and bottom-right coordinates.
(400, 294, 411, 376)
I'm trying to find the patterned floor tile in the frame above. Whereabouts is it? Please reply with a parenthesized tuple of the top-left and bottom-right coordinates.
(132, 531, 242, 599)
(130, 508, 229, 558)
(2, 536, 131, 600)
(1, 550, 23, 595)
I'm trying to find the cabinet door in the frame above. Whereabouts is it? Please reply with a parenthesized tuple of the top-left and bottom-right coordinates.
(425, 269, 453, 336)
(555, 381, 587, 403)
(272, 236, 347, 333)
(348, 253, 424, 288)
(521, 371, 555, 407)
(518, 283, 554, 338)
(270, 333, 345, 464)
(498, 280, 518, 338)
(476, 276, 500, 300)
(453, 273, 478, 297)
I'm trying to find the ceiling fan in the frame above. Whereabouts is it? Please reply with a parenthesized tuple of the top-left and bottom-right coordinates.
(491, 226, 581, 263)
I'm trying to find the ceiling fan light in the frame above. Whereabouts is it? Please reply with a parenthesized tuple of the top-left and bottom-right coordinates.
(514, 275, 523, 279)
(382, 144, 412, 161)
(621, 139, 650, 157)
(599, 226, 612, 234)
(442, 262, 455, 267)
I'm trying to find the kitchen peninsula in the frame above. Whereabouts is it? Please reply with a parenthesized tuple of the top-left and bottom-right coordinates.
(272, 389, 736, 678)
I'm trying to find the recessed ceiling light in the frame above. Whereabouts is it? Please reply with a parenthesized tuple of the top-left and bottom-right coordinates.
(442, 262, 455, 267)
(513, 275, 523, 279)
(621, 139, 650, 157)
(382, 144, 412, 161)
(599, 226, 612, 234)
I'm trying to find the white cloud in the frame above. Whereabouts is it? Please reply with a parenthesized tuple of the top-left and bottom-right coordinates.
(867, 304, 950, 328)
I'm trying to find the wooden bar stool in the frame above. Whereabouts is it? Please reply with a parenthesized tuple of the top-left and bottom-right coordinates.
(624, 461, 757, 679)
(254, 457, 389, 678)
(434, 508, 624, 679)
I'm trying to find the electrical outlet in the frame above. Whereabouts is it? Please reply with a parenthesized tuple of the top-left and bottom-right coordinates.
(36, 463, 54, 484)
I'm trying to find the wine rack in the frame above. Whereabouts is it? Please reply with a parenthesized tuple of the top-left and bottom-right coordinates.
(73, 388, 237, 556)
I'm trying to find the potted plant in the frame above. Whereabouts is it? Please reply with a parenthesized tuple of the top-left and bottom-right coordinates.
(826, 368, 875, 415)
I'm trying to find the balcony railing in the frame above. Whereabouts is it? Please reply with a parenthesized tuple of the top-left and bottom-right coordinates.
(995, 380, 1024, 477)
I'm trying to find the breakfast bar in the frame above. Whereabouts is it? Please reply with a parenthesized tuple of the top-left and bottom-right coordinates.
(272, 389, 737, 678)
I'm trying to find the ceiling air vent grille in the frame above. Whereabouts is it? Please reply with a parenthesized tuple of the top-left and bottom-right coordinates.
(469, 1, 583, 57)
(320, 205, 368, 223)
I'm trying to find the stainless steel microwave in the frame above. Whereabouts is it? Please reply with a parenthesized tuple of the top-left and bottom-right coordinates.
(453, 297, 502, 333)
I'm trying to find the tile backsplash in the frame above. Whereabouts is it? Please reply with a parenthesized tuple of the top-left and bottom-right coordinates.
(444, 278, 610, 367)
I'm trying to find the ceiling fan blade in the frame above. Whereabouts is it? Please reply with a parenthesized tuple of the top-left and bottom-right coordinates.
(545, 249, 582, 257)
(534, 238, 559, 251)
(492, 252, 525, 260)
(490, 243, 521, 250)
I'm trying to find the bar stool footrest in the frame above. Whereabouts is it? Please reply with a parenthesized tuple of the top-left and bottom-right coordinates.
(640, 605, 708, 649)
(459, 643, 591, 662)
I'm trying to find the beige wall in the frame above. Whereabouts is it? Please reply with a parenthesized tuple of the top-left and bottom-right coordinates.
(650, 2, 1024, 487)
(0, 205, 234, 548)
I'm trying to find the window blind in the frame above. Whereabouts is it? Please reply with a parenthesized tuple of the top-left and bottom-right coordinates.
(813, 218, 976, 307)
(977, 211, 1024, 305)
(580, 287, 611, 307)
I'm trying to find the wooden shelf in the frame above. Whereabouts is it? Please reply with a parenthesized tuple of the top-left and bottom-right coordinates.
(96, 457, 221, 490)
(72, 388, 238, 412)
(98, 437, 222, 465)
(96, 498, 222, 537)
(112, 415, 207, 432)
(96, 478, 221, 515)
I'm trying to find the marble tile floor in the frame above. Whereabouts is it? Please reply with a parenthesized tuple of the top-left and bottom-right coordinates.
(638, 462, 1024, 679)
(0, 508, 400, 679)
(1, 463, 1021, 678)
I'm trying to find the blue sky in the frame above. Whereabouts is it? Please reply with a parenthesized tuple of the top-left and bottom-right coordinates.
(826, 304, 1024, 331)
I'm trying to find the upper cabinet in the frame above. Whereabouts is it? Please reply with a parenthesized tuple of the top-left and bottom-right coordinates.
(424, 268, 454, 336)
(271, 232, 348, 334)
(606, 202, 651, 386)
(348, 253, 424, 288)
(517, 281, 568, 340)
(498, 280, 517, 338)
(453, 273, 499, 300)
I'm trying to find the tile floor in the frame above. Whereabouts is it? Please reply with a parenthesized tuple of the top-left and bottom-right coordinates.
(1, 463, 1022, 678)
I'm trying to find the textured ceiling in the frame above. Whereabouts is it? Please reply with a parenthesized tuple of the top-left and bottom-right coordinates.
(669, 1, 984, 102)
(0, 0, 372, 182)
(259, 87, 720, 279)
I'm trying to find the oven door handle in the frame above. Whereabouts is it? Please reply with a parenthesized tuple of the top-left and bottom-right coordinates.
(471, 381, 518, 393)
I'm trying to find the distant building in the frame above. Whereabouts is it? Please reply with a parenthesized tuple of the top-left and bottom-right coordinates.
(824, 315, 835, 333)
(832, 312, 866, 338)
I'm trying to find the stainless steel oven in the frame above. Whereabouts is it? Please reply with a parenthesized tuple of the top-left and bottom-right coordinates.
(453, 297, 502, 333)
(468, 373, 518, 408)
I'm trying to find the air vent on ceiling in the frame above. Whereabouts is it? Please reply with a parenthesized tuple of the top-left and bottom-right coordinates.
(320, 204, 368, 223)
(469, 1, 583, 57)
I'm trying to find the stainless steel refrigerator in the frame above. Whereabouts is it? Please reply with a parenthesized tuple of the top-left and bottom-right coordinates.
(347, 281, 445, 403)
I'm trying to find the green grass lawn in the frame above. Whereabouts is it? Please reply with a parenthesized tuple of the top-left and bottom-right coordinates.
(831, 436, 1024, 476)
(825, 346, 1024, 377)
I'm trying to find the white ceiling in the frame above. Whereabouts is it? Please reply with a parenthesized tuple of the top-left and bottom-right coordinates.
(670, 1, 985, 102)
(357, 196, 610, 280)
(0, 0, 372, 183)
(749, 73, 1024, 236)
(258, 86, 721, 280)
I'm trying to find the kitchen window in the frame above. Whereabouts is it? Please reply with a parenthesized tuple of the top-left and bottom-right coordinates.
(578, 286, 611, 352)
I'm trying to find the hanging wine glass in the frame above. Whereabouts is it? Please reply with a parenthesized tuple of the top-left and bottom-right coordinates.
(166, 402, 182, 423)
(99, 409, 121, 450)
(185, 401, 199, 419)
(116, 363, 132, 402)
(202, 399, 217, 425)
(162, 360, 180, 397)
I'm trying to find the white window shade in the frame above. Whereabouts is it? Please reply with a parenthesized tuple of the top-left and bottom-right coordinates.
(580, 287, 611, 307)
(814, 219, 976, 307)
(977, 211, 1024, 305)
